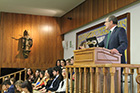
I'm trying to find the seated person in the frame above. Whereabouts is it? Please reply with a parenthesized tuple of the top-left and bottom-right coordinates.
(33, 71, 45, 88)
(56, 68, 70, 93)
(39, 68, 53, 92)
(34, 69, 50, 90)
(21, 80, 33, 93)
(32, 69, 41, 84)
(2, 79, 15, 93)
(15, 80, 24, 93)
(41, 66, 63, 92)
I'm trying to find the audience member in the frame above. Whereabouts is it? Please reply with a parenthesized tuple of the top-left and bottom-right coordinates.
(60, 59, 66, 69)
(39, 68, 53, 92)
(56, 59, 61, 67)
(56, 68, 70, 93)
(33, 69, 41, 83)
(15, 80, 24, 93)
(26, 68, 34, 83)
(70, 56, 74, 65)
(2, 79, 15, 93)
(21, 80, 33, 93)
(66, 59, 71, 66)
(42, 66, 63, 92)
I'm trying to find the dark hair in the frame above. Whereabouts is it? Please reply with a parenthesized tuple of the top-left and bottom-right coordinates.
(108, 15, 118, 25)
(21, 81, 33, 93)
(26, 68, 33, 80)
(61, 59, 66, 66)
(71, 56, 74, 59)
(66, 59, 71, 63)
(40, 71, 45, 78)
(35, 69, 41, 73)
(56, 59, 61, 66)
(53, 66, 63, 81)
(2, 80, 11, 85)
(26, 68, 33, 75)
(47, 68, 53, 79)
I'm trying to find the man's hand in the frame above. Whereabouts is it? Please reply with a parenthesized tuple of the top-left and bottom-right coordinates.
(110, 48, 119, 54)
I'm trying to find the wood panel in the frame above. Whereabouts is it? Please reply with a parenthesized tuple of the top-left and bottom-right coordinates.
(61, 0, 138, 34)
(0, 12, 63, 69)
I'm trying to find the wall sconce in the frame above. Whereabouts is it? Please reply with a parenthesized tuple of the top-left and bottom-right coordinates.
(67, 17, 72, 20)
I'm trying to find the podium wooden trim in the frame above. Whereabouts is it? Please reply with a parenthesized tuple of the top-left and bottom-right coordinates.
(74, 47, 121, 66)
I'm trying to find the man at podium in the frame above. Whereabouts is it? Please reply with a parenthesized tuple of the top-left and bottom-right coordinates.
(98, 15, 128, 64)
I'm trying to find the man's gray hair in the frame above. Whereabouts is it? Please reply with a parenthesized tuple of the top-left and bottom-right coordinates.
(108, 15, 118, 25)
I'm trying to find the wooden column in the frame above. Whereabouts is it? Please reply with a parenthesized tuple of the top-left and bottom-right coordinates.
(69, 68, 73, 93)
(103, 67, 108, 93)
(110, 67, 116, 93)
(130, 69, 134, 93)
(66, 68, 69, 93)
(84, 67, 87, 93)
(74, 68, 77, 93)
(19, 72, 21, 80)
(95, 67, 100, 93)
(79, 68, 82, 93)
(90, 67, 94, 93)
(124, 67, 129, 93)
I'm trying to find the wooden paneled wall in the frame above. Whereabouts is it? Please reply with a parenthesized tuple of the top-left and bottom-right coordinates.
(61, 0, 138, 34)
(0, 12, 63, 70)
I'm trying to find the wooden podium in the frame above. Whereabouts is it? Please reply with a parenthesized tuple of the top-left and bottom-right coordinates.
(74, 47, 121, 65)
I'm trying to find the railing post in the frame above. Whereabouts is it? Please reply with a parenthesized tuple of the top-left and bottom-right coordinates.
(84, 67, 87, 93)
(79, 67, 82, 93)
(130, 69, 134, 93)
(110, 67, 116, 93)
(74, 67, 77, 93)
(103, 67, 108, 93)
(24, 70, 26, 81)
(95, 67, 100, 93)
(19, 72, 21, 80)
(69, 68, 73, 93)
(90, 67, 94, 93)
(66, 67, 69, 93)
(124, 67, 129, 93)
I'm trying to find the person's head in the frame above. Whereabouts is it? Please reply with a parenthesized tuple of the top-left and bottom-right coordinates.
(61, 59, 66, 67)
(56, 59, 61, 66)
(66, 58, 71, 66)
(10, 77, 16, 85)
(40, 71, 45, 78)
(53, 66, 62, 77)
(15, 80, 23, 92)
(35, 69, 41, 77)
(26, 68, 33, 75)
(104, 15, 118, 30)
(70, 56, 74, 65)
(2, 80, 11, 89)
(21, 81, 32, 93)
(45, 68, 53, 79)
(62, 68, 66, 78)
(79, 41, 86, 49)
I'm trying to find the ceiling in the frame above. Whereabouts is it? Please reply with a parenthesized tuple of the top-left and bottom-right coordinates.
(0, 0, 85, 17)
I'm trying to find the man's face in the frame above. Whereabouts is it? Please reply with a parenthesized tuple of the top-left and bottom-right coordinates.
(104, 18, 112, 30)
(53, 70, 57, 76)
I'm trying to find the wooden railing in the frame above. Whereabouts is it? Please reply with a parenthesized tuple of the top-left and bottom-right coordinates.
(66, 64, 140, 93)
(0, 69, 26, 92)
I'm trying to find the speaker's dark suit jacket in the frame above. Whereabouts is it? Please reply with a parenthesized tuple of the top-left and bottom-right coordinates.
(99, 26, 128, 64)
